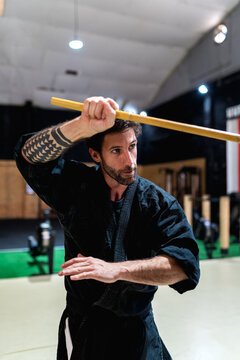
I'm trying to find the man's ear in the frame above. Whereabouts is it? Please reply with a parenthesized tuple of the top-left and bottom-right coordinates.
(89, 148, 101, 163)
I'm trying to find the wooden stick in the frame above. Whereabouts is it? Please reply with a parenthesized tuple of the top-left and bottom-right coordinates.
(51, 97, 240, 143)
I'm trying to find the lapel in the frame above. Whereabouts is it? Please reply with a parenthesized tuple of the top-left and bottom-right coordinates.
(113, 178, 138, 261)
(93, 175, 139, 308)
(92, 167, 138, 260)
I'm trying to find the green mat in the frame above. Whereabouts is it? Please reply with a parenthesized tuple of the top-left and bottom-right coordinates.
(0, 238, 239, 279)
(0, 248, 65, 279)
(196, 236, 240, 260)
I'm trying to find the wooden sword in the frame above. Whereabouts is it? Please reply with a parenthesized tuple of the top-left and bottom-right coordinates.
(51, 97, 240, 143)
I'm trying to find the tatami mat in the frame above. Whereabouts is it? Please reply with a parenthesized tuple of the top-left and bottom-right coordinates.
(1, 258, 240, 359)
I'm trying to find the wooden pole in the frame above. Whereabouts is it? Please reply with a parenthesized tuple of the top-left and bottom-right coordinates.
(184, 195, 192, 227)
(202, 194, 211, 221)
(0, 0, 5, 17)
(219, 196, 230, 254)
(51, 97, 240, 143)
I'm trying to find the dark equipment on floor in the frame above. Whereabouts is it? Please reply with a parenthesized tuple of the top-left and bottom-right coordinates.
(193, 210, 219, 259)
(28, 210, 55, 274)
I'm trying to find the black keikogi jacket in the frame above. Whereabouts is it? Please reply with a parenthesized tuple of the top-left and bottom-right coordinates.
(15, 134, 200, 360)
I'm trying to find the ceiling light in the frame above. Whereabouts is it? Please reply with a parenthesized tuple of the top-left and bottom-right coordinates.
(140, 111, 147, 116)
(213, 24, 228, 44)
(69, 0, 84, 50)
(198, 85, 208, 94)
(69, 40, 83, 50)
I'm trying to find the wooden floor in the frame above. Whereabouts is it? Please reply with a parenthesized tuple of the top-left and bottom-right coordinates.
(0, 257, 240, 360)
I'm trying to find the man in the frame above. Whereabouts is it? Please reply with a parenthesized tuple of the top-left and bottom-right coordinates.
(15, 97, 200, 360)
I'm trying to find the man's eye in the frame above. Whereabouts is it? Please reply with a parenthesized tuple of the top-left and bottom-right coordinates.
(129, 144, 136, 150)
(112, 149, 120, 154)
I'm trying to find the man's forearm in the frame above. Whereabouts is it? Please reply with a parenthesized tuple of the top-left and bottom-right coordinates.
(59, 254, 188, 286)
(21, 117, 85, 164)
(21, 97, 118, 164)
(117, 255, 188, 286)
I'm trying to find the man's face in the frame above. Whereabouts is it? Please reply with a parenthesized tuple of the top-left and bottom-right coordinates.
(96, 129, 137, 186)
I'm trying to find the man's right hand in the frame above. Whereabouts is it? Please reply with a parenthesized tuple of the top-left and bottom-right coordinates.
(80, 96, 119, 138)
(60, 96, 119, 143)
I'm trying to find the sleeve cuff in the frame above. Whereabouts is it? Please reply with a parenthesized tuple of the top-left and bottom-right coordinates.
(158, 246, 200, 294)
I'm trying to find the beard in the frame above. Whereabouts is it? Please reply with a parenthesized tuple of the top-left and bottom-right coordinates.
(101, 158, 137, 185)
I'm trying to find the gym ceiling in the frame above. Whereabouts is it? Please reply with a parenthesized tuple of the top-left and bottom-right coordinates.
(0, 0, 239, 111)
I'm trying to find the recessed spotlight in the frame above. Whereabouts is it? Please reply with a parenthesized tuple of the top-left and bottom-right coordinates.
(140, 111, 147, 117)
(198, 84, 208, 94)
(214, 24, 228, 44)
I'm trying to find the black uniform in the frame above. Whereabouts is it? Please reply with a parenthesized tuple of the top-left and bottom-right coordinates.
(15, 134, 200, 360)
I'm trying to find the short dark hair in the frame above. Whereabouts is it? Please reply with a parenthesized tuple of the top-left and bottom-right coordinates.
(86, 119, 142, 152)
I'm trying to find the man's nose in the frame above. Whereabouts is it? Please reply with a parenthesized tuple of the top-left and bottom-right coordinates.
(123, 151, 135, 166)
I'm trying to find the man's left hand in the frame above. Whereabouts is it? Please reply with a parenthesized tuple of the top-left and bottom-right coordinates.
(58, 254, 121, 283)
